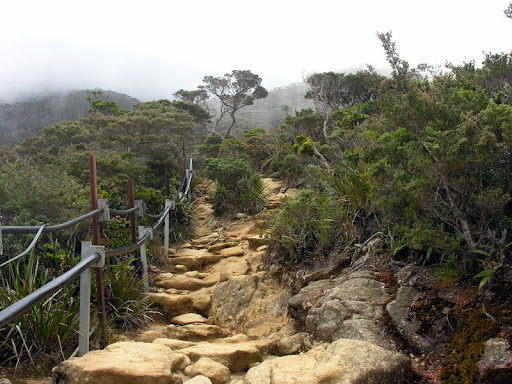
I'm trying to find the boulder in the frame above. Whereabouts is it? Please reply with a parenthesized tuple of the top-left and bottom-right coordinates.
(170, 253, 222, 271)
(478, 337, 512, 382)
(153, 338, 197, 350)
(218, 247, 245, 258)
(183, 376, 212, 384)
(149, 293, 193, 317)
(208, 242, 237, 254)
(178, 343, 262, 372)
(204, 257, 250, 285)
(246, 236, 267, 250)
(137, 330, 167, 343)
(301, 274, 393, 349)
(289, 279, 335, 324)
(52, 342, 180, 384)
(171, 313, 208, 325)
(245, 339, 412, 384)
(184, 357, 231, 384)
(210, 273, 292, 338)
(155, 275, 214, 291)
(386, 286, 453, 354)
(277, 332, 312, 355)
(165, 324, 226, 341)
(189, 287, 214, 316)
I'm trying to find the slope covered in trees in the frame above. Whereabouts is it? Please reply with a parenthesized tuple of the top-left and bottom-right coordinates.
(0, 90, 139, 145)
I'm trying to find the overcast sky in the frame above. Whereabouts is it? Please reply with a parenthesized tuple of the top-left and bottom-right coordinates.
(1, 0, 510, 102)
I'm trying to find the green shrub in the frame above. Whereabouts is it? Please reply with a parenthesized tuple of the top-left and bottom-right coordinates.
(269, 189, 344, 261)
(205, 158, 266, 215)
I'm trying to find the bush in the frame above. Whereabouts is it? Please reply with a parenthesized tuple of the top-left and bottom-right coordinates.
(205, 158, 266, 215)
(269, 189, 345, 262)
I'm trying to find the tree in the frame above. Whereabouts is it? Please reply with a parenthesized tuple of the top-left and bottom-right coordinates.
(172, 89, 211, 139)
(304, 72, 375, 141)
(505, 2, 512, 19)
(199, 70, 268, 153)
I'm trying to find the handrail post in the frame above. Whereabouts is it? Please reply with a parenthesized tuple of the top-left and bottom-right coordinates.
(79, 241, 92, 357)
(0, 216, 3, 256)
(164, 199, 170, 257)
(127, 179, 137, 247)
(138, 226, 150, 293)
(89, 154, 106, 326)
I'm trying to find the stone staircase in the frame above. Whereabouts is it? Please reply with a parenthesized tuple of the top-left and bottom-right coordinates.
(51, 178, 414, 384)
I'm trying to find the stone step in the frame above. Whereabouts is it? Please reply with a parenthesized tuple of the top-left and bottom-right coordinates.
(155, 275, 215, 291)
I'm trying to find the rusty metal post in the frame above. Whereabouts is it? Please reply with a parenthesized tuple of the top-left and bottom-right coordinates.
(89, 154, 106, 324)
(127, 179, 137, 246)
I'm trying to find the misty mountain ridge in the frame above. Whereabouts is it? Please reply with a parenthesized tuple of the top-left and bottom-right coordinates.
(0, 90, 139, 145)
(0, 67, 393, 145)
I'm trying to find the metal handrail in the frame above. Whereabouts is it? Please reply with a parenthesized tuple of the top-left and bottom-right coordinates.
(105, 231, 151, 258)
(0, 252, 101, 328)
(109, 207, 139, 215)
(0, 225, 46, 268)
(2, 209, 104, 234)
(0, 154, 194, 357)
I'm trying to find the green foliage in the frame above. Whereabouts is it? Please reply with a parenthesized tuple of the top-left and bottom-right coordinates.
(269, 188, 354, 261)
(205, 158, 266, 215)
(102, 257, 156, 331)
(0, 252, 80, 368)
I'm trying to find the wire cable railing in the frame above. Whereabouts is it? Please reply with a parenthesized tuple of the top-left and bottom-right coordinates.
(0, 152, 193, 359)
(0, 225, 46, 268)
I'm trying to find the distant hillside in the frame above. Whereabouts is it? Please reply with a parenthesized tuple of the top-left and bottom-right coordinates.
(212, 82, 315, 134)
(0, 90, 139, 145)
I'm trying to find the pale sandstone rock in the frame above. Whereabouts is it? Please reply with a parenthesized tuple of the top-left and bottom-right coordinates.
(191, 233, 220, 246)
(153, 338, 198, 350)
(211, 273, 293, 338)
(175, 264, 188, 272)
(183, 375, 212, 384)
(285, 188, 300, 198)
(149, 293, 193, 317)
(52, 342, 180, 384)
(170, 254, 222, 270)
(189, 287, 214, 316)
(245, 339, 411, 384)
(246, 236, 267, 250)
(261, 178, 283, 196)
(204, 257, 249, 285)
(156, 275, 215, 291)
(172, 313, 208, 325)
(208, 242, 237, 254)
(216, 334, 251, 343)
(165, 324, 226, 341)
(178, 343, 262, 372)
(240, 339, 277, 355)
(154, 272, 174, 282)
(137, 330, 167, 343)
(218, 247, 245, 257)
(185, 271, 201, 278)
(184, 357, 231, 384)
(174, 352, 192, 371)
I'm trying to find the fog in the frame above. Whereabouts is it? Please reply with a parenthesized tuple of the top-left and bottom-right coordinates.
(1, 0, 510, 103)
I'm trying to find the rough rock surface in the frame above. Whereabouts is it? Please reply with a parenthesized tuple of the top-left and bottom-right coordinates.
(245, 338, 412, 384)
(52, 342, 180, 384)
(210, 273, 293, 338)
(478, 337, 512, 382)
(184, 357, 230, 384)
(177, 343, 262, 372)
(297, 271, 393, 349)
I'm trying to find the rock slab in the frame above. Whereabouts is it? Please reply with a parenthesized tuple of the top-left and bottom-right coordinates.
(245, 338, 411, 384)
(53, 342, 180, 384)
